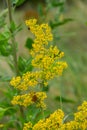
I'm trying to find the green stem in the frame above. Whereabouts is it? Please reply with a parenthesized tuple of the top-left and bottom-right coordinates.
(59, 85, 63, 110)
(60, 94, 63, 110)
(40, 82, 45, 119)
(41, 108, 45, 119)
(6, 0, 24, 122)
(6, 0, 18, 76)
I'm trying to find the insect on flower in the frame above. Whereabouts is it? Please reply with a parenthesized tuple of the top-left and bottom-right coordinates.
(28, 27, 30, 30)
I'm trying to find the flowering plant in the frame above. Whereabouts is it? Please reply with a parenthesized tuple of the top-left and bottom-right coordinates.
(0, 0, 87, 130)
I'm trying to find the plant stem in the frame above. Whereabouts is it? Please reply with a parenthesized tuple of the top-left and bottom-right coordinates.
(6, 0, 18, 76)
(60, 94, 63, 110)
(59, 85, 63, 110)
(41, 108, 45, 119)
(6, 0, 24, 121)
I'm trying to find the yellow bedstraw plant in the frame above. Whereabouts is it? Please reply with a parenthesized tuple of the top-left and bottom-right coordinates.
(10, 19, 67, 109)
(10, 19, 87, 130)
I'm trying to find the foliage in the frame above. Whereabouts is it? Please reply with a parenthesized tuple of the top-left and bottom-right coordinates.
(12, 0, 26, 6)
(0, 0, 87, 130)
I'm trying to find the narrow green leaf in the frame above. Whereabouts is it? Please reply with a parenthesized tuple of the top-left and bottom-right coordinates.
(0, 9, 7, 28)
(15, 24, 22, 33)
(10, 21, 16, 32)
(50, 18, 73, 29)
(38, 4, 44, 16)
(0, 107, 7, 119)
(24, 57, 33, 72)
(7, 62, 15, 71)
(0, 107, 17, 120)
(16, 0, 26, 6)
(11, 0, 19, 5)
(0, 76, 11, 82)
(25, 38, 33, 50)
(18, 56, 26, 72)
(55, 96, 75, 103)
(52, 2, 64, 7)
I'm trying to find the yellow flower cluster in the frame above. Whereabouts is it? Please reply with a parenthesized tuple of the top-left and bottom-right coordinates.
(26, 19, 67, 82)
(10, 71, 41, 90)
(11, 92, 47, 109)
(23, 122, 32, 130)
(10, 19, 67, 111)
(61, 101, 87, 130)
(25, 19, 53, 47)
(23, 101, 87, 130)
(23, 109, 64, 130)
(10, 19, 67, 90)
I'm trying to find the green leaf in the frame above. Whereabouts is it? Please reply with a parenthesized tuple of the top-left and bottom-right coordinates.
(38, 4, 44, 16)
(10, 21, 16, 32)
(4, 107, 17, 116)
(55, 96, 75, 103)
(18, 57, 33, 74)
(0, 107, 17, 119)
(0, 34, 6, 42)
(7, 62, 15, 72)
(50, 18, 73, 29)
(0, 75, 11, 82)
(0, 9, 8, 17)
(10, 22, 22, 33)
(0, 107, 7, 119)
(0, 43, 12, 56)
(42, 85, 49, 92)
(15, 24, 22, 33)
(11, 0, 19, 5)
(0, 9, 7, 28)
(18, 56, 26, 72)
(15, 0, 26, 6)
(25, 38, 33, 50)
(0, 31, 10, 42)
(24, 57, 33, 72)
(52, 2, 64, 7)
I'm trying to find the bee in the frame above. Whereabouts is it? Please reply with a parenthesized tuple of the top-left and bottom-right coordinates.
(32, 94, 38, 102)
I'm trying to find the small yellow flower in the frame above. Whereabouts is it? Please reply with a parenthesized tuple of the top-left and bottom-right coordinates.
(23, 122, 32, 130)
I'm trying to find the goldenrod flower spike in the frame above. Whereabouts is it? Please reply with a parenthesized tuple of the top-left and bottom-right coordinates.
(10, 19, 67, 91)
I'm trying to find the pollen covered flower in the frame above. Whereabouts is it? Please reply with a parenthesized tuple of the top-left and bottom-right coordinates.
(25, 19, 53, 45)
(74, 101, 87, 130)
(10, 71, 41, 90)
(11, 92, 47, 109)
(10, 19, 67, 91)
(23, 109, 64, 130)
(23, 122, 32, 130)
(25, 19, 67, 82)
(61, 101, 87, 130)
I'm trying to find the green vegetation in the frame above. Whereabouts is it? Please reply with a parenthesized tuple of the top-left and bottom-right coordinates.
(0, 0, 87, 129)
